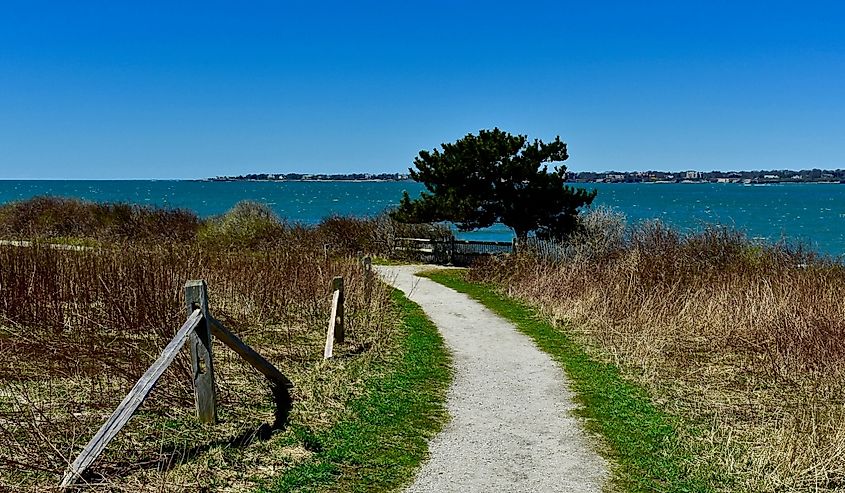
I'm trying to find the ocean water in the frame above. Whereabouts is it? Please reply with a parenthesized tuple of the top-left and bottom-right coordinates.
(0, 180, 843, 255)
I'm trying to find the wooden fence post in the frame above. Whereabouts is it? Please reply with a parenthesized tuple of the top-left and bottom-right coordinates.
(184, 280, 217, 424)
(324, 289, 339, 359)
(324, 276, 345, 359)
(332, 276, 345, 343)
(60, 281, 295, 488)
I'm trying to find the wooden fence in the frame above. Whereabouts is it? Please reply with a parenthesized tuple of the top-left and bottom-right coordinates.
(512, 236, 571, 262)
(59, 257, 371, 488)
(323, 256, 373, 359)
(394, 237, 515, 265)
(391, 235, 586, 265)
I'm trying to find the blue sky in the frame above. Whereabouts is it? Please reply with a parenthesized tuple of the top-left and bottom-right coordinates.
(1, 1, 843, 179)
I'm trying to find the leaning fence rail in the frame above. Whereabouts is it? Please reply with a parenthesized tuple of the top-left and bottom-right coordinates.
(59, 309, 205, 488)
(59, 280, 292, 488)
(0, 237, 373, 487)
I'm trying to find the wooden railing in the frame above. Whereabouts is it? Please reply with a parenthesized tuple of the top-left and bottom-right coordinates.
(323, 256, 373, 359)
(59, 255, 375, 487)
(59, 279, 292, 487)
(58, 258, 374, 488)
(513, 237, 572, 262)
(393, 237, 514, 265)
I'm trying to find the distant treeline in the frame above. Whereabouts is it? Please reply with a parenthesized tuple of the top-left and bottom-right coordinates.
(570, 168, 845, 183)
(210, 169, 845, 184)
(209, 172, 411, 182)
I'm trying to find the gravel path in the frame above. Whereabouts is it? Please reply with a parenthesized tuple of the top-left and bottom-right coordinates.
(377, 265, 608, 493)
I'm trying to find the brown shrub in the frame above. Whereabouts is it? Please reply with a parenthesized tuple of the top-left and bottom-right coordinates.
(0, 238, 392, 488)
(0, 196, 199, 242)
(470, 213, 845, 492)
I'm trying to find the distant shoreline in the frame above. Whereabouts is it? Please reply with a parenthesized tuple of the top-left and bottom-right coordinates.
(208, 169, 845, 185)
(203, 178, 845, 185)
(202, 178, 414, 183)
(568, 168, 845, 184)
(207, 172, 411, 182)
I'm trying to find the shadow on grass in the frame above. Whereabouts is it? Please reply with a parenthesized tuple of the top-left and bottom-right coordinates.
(81, 383, 293, 485)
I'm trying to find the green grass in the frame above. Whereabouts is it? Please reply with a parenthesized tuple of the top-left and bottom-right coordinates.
(420, 269, 717, 493)
(265, 288, 452, 492)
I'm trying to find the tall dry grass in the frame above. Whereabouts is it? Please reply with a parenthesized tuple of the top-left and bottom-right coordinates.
(472, 208, 845, 492)
(0, 196, 200, 243)
(0, 200, 397, 489)
(0, 196, 451, 256)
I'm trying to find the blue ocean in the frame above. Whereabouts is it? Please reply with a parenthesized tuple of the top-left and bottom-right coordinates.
(0, 180, 843, 256)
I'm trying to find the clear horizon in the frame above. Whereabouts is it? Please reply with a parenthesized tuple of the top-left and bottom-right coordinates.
(1, 1, 843, 179)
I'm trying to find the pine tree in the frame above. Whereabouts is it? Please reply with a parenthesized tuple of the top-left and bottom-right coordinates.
(392, 128, 597, 239)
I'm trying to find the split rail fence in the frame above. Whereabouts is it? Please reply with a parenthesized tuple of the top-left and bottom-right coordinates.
(59, 255, 373, 488)
(392, 236, 587, 265)
(393, 237, 515, 265)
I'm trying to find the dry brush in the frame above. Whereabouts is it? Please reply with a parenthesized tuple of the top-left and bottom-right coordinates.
(0, 235, 393, 490)
(473, 208, 845, 492)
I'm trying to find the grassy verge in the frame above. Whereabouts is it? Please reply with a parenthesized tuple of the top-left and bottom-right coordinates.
(265, 288, 452, 492)
(420, 268, 718, 493)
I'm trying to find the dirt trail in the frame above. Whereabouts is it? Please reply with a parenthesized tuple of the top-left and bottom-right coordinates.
(377, 265, 608, 493)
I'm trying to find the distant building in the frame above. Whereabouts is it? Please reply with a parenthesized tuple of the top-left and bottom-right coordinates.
(684, 170, 702, 180)
(763, 174, 779, 179)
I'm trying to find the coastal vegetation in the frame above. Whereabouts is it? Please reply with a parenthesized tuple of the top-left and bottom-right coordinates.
(0, 195, 200, 243)
(420, 268, 714, 492)
(0, 197, 450, 490)
(4, 192, 844, 492)
(462, 207, 845, 492)
(0, 195, 449, 251)
(393, 128, 596, 240)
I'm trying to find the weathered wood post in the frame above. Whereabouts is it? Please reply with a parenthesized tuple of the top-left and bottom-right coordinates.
(184, 280, 217, 424)
(332, 276, 345, 343)
(324, 276, 345, 359)
(362, 256, 373, 305)
(60, 280, 295, 488)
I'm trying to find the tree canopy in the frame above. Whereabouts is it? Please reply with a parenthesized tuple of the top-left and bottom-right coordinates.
(392, 128, 597, 239)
